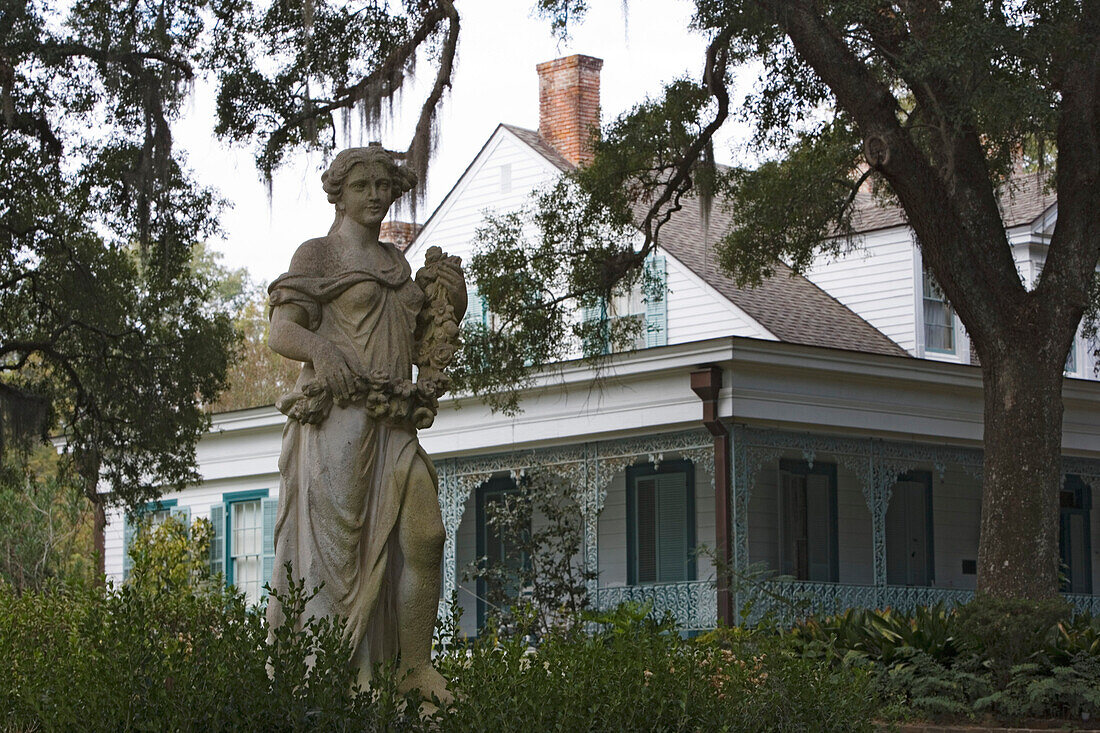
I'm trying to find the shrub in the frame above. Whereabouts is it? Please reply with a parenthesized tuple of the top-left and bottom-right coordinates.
(126, 513, 215, 595)
(0, 576, 423, 731)
(0, 577, 878, 731)
(435, 606, 878, 732)
(786, 605, 959, 666)
(463, 470, 596, 639)
(780, 596, 1100, 725)
(954, 594, 1071, 678)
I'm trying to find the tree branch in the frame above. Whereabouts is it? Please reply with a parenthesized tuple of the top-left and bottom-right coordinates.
(755, 0, 1024, 341)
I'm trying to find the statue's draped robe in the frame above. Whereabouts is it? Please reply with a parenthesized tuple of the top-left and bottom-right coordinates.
(265, 239, 438, 670)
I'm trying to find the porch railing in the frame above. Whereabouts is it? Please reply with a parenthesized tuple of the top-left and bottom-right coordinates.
(593, 580, 1100, 631)
(594, 580, 718, 631)
(742, 581, 1100, 625)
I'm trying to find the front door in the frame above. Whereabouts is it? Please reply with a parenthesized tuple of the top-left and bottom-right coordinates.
(886, 471, 934, 586)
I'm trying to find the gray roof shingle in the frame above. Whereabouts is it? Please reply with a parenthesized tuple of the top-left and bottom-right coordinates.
(850, 171, 1056, 233)
(504, 124, 909, 358)
(647, 196, 909, 357)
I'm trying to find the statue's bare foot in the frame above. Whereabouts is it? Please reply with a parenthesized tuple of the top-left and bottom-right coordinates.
(398, 664, 454, 711)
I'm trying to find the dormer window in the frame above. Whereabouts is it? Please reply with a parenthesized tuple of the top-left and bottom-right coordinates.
(1065, 339, 1078, 375)
(922, 269, 955, 353)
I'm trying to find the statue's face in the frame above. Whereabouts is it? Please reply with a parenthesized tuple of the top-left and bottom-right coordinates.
(339, 161, 396, 227)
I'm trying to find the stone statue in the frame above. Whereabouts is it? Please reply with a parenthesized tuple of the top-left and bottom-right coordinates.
(265, 143, 464, 706)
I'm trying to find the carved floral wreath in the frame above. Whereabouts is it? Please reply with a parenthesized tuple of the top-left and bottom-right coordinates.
(276, 246, 462, 430)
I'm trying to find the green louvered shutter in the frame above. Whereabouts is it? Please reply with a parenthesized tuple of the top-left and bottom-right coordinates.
(634, 477, 657, 583)
(655, 473, 690, 582)
(262, 497, 278, 595)
(122, 514, 135, 581)
(209, 504, 225, 580)
(173, 506, 191, 532)
(644, 256, 667, 348)
(464, 286, 485, 326)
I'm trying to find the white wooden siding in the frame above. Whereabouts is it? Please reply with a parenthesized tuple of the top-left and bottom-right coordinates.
(405, 130, 560, 272)
(105, 473, 279, 585)
(932, 466, 981, 590)
(805, 228, 917, 354)
(405, 127, 773, 351)
(663, 256, 774, 343)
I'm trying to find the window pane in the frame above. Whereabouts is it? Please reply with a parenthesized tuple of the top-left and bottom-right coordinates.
(231, 500, 263, 605)
(923, 270, 955, 352)
(805, 474, 832, 582)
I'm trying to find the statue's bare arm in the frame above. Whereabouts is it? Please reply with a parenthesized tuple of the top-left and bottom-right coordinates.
(268, 242, 357, 402)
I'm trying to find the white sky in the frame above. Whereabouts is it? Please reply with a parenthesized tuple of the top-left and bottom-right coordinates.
(175, 0, 739, 283)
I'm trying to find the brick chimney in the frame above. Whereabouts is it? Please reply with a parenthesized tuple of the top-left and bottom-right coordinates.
(380, 221, 422, 252)
(536, 54, 603, 167)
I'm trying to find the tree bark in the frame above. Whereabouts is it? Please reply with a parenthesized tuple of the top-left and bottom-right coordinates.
(976, 342, 1066, 599)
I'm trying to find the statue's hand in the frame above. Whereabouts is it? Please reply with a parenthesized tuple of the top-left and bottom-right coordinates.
(312, 342, 356, 403)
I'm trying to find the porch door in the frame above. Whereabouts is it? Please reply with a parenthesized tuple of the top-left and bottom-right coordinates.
(626, 460, 696, 586)
(475, 476, 527, 629)
(886, 472, 934, 586)
(778, 460, 838, 582)
(1060, 475, 1092, 594)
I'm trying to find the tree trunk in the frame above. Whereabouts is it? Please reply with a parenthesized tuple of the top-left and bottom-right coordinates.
(976, 343, 1066, 599)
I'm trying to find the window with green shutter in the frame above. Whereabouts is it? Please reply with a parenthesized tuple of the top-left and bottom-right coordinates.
(580, 297, 609, 357)
(580, 254, 667, 357)
(474, 475, 528, 629)
(463, 286, 487, 327)
(643, 255, 667, 348)
(122, 499, 188, 581)
(214, 490, 276, 604)
(627, 460, 695, 585)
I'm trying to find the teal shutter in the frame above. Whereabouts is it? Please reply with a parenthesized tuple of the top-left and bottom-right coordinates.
(635, 477, 657, 583)
(209, 504, 225, 580)
(463, 286, 485, 326)
(173, 506, 191, 532)
(656, 473, 689, 582)
(122, 514, 135, 581)
(262, 497, 278, 595)
(644, 256, 667, 348)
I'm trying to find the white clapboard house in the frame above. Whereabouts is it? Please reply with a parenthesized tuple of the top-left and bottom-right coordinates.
(105, 55, 1100, 637)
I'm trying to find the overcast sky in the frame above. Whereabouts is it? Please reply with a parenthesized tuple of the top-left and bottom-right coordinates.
(176, 1, 738, 283)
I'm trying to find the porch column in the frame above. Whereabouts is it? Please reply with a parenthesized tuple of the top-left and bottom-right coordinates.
(691, 366, 732, 626)
(436, 465, 490, 629)
(868, 452, 895, 590)
(577, 445, 602, 601)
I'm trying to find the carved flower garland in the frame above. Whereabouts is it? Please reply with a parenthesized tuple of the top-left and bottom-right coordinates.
(276, 246, 463, 429)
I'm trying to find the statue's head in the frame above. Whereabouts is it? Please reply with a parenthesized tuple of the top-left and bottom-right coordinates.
(322, 144, 417, 233)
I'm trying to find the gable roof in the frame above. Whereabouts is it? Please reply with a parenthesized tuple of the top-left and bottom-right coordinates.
(850, 170, 1057, 234)
(503, 125, 908, 358)
(650, 196, 908, 357)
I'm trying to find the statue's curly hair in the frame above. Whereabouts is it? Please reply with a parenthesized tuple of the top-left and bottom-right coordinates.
(322, 144, 417, 235)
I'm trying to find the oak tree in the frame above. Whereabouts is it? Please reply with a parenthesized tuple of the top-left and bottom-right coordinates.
(469, 0, 1100, 601)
